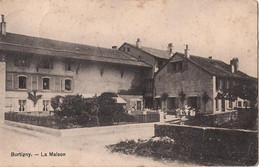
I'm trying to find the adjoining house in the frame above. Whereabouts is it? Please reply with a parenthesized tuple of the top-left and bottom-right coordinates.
(119, 39, 173, 108)
(0, 15, 152, 120)
(154, 45, 257, 115)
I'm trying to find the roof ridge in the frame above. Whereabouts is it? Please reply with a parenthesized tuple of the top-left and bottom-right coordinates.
(5, 32, 115, 51)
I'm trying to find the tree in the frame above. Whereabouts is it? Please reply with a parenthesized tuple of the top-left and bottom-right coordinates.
(216, 81, 258, 109)
(27, 90, 42, 112)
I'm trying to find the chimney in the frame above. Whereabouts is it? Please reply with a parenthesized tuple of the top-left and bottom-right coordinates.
(0, 14, 6, 36)
(167, 43, 173, 56)
(208, 56, 212, 59)
(184, 44, 190, 58)
(136, 38, 141, 49)
(230, 58, 239, 73)
(112, 46, 117, 50)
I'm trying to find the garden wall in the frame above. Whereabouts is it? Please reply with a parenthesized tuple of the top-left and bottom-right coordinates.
(154, 124, 258, 165)
(202, 110, 238, 126)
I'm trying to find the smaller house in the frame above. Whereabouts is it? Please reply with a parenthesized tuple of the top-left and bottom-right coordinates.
(119, 39, 173, 108)
(154, 45, 257, 115)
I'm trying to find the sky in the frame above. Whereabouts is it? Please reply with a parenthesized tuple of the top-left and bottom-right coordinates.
(0, 0, 258, 77)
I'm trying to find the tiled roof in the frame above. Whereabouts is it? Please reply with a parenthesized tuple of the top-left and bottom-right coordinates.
(160, 52, 256, 80)
(126, 43, 170, 59)
(0, 33, 151, 67)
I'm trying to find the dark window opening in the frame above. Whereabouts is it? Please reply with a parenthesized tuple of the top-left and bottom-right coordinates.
(155, 98, 162, 110)
(14, 56, 30, 67)
(127, 48, 130, 52)
(229, 100, 233, 109)
(19, 76, 27, 89)
(167, 97, 176, 110)
(188, 97, 198, 109)
(215, 99, 219, 111)
(137, 101, 141, 110)
(172, 61, 183, 72)
(41, 58, 53, 69)
(43, 100, 50, 111)
(18, 100, 26, 112)
(65, 79, 71, 91)
(238, 101, 242, 107)
(221, 99, 225, 111)
(43, 78, 50, 90)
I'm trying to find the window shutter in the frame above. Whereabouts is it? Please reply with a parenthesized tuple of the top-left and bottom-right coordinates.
(38, 76, 43, 91)
(6, 73, 13, 90)
(14, 74, 18, 90)
(71, 78, 75, 91)
(61, 78, 65, 91)
(55, 77, 61, 91)
(26, 76, 31, 90)
(50, 76, 55, 91)
(32, 76, 37, 90)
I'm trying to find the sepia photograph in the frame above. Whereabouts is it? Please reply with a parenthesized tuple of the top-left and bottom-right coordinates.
(0, 0, 258, 166)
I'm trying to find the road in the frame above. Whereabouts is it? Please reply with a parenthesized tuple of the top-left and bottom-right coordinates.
(0, 123, 195, 167)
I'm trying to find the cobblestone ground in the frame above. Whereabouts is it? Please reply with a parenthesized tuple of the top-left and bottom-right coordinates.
(0, 124, 196, 167)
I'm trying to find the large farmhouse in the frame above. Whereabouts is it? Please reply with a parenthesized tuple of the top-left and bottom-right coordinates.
(154, 45, 257, 115)
(0, 15, 152, 121)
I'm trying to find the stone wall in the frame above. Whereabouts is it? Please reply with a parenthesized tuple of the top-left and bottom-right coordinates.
(154, 124, 258, 165)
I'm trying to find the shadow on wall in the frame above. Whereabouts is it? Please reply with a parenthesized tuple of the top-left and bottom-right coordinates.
(118, 72, 142, 95)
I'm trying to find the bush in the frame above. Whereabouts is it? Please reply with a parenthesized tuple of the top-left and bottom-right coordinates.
(52, 94, 98, 126)
(51, 95, 63, 111)
(97, 93, 125, 125)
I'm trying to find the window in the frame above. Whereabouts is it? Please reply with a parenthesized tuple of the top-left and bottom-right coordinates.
(65, 59, 72, 71)
(137, 101, 141, 110)
(127, 48, 130, 52)
(14, 56, 29, 67)
(43, 78, 50, 90)
(229, 100, 233, 109)
(122, 47, 126, 51)
(221, 99, 225, 111)
(172, 62, 183, 72)
(167, 97, 176, 110)
(65, 79, 71, 91)
(18, 76, 27, 89)
(43, 100, 50, 111)
(188, 97, 199, 109)
(238, 101, 242, 107)
(215, 99, 219, 111)
(18, 100, 26, 112)
(41, 58, 53, 69)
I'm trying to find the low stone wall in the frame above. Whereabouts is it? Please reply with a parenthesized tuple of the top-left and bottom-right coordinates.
(154, 124, 258, 165)
(206, 110, 238, 126)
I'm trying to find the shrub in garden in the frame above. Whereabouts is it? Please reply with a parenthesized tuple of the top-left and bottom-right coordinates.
(51, 95, 63, 111)
(52, 94, 97, 126)
(97, 93, 125, 125)
(107, 136, 176, 158)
